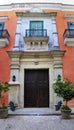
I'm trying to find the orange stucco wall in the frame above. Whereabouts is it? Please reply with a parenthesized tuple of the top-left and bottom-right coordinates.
(0, 9, 74, 107)
(0, 11, 17, 106)
(56, 11, 74, 107)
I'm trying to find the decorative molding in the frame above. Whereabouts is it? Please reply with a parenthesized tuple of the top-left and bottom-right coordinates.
(7, 50, 65, 59)
(0, 38, 9, 48)
(30, 7, 43, 13)
(64, 38, 74, 47)
(7, 51, 23, 58)
(50, 50, 65, 57)
(52, 32, 58, 34)
(64, 14, 74, 19)
(9, 82, 20, 86)
(8, 49, 65, 108)
(16, 12, 57, 17)
(0, 16, 8, 20)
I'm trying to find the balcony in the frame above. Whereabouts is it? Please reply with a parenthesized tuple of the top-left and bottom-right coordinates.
(0, 30, 10, 48)
(24, 29, 49, 51)
(24, 29, 49, 42)
(63, 29, 74, 47)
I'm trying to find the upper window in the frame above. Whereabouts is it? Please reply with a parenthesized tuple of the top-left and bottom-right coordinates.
(0, 22, 5, 36)
(67, 22, 74, 29)
(67, 22, 74, 36)
(30, 21, 44, 36)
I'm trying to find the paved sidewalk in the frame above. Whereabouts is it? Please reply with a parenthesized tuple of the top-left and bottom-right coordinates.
(0, 115, 74, 130)
(0, 108, 74, 130)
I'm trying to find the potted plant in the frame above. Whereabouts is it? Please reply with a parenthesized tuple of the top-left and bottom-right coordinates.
(0, 81, 9, 118)
(53, 75, 74, 119)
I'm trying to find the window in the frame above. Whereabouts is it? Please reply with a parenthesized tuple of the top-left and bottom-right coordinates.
(0, 22, 4, 36)
(67, 22, 74, 29)
(30, 21, 43, 36)
(67, 22, 74, 36)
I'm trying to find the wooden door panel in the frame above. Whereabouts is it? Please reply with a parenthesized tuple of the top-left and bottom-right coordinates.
(24, 69, 49, 107)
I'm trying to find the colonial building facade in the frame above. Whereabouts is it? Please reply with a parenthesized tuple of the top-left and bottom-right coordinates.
(0, 3, 74, 108)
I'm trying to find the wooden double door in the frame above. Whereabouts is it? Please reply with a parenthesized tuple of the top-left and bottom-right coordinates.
(24, 69, 49, 107)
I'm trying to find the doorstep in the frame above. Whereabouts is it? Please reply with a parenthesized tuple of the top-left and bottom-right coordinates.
(8, 108, 74, 116)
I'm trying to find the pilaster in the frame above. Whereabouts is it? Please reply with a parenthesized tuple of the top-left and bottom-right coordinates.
(51, 17, 59, 47)
(13, 16, 22, 50)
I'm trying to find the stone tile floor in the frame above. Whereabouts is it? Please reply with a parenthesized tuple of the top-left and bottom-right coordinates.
(0, 115, 74, 130)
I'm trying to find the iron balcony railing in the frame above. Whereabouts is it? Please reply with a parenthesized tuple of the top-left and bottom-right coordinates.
(0, 30, 10, 40)
(63, 29, 74, 39)
(25, 29, 47, 37)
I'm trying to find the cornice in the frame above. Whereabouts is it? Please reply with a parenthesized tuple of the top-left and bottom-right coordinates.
(16, 12, 57, 17)
(50, 50, 66, 57)
(0, 3, 74, 11)
(7, 51, 23, 58)
(7, 50, 65, 59)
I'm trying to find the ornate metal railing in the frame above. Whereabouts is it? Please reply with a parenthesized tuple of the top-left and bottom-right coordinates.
(63, 29, 74, 39)
(0, 30, 10, 40)
(25, 29, 47, 37)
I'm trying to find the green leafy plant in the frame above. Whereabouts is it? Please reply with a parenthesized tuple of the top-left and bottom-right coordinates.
(61, 105, 71, 111)
(53, 76, 74, 110)
(0, 81, 9, 109)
